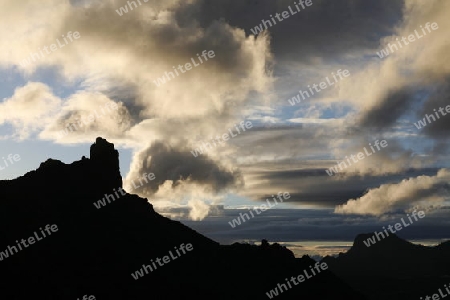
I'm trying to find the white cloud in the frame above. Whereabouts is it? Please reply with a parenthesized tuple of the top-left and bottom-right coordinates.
(40, 91, 132, 143)
(188, 199, 210, 221)
(0, 82, 61, 139)
(335, 168, 450, 215)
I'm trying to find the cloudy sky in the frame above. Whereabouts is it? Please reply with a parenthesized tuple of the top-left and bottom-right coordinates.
(1, 0, 449, 257)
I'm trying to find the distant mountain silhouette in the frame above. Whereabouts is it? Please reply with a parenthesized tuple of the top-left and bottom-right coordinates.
(0, 137, 364, 300)
(323, 233, 450, 300)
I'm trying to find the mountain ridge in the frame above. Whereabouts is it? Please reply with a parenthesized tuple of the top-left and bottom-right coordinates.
(0, 137, 363, 300)
(322, 233, 450, 299)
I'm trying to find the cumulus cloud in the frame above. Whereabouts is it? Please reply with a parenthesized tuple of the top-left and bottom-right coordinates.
(123, 141, 242, 220)
(1, 0, 273, 123)
(40, 91, 132, 143)
(125, 141, 241, 195)
(0, 82, 61, 139)
(0, 81, 130, 143)
(188, 199, 210, 221)
(335, 168, 450, 216)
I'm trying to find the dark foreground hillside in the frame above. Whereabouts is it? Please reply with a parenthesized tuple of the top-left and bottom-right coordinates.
(323, 233, 450, 300)
(0, 137, 363, 300)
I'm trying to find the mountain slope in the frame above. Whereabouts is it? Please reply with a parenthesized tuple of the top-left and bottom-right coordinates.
(322, 233, 450, 300)
(0, 137, 364, 300)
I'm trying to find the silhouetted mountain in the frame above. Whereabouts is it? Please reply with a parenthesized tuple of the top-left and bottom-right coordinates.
(323, 233, 450, 300)
(0, 137, 363, 300)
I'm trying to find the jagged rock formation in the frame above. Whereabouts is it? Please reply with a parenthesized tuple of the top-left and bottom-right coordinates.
(90, 137, 122, 190)
(0, 138, 364, 300)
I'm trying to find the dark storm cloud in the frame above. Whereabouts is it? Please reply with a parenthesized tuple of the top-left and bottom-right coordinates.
(360, 77, 450, 139)
(101, 84, 144, 124)
(418, 79, 450, 139)
(129, 141, 242, 195)
(63, 0, 262, 77)
(359, 88, 416, 129)
(177, 0, 404, 61)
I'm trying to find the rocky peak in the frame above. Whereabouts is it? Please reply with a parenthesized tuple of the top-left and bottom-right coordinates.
(89, 137, 122, 189)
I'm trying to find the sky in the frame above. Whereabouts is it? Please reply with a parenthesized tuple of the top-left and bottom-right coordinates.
(0, 0, 449, 257)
